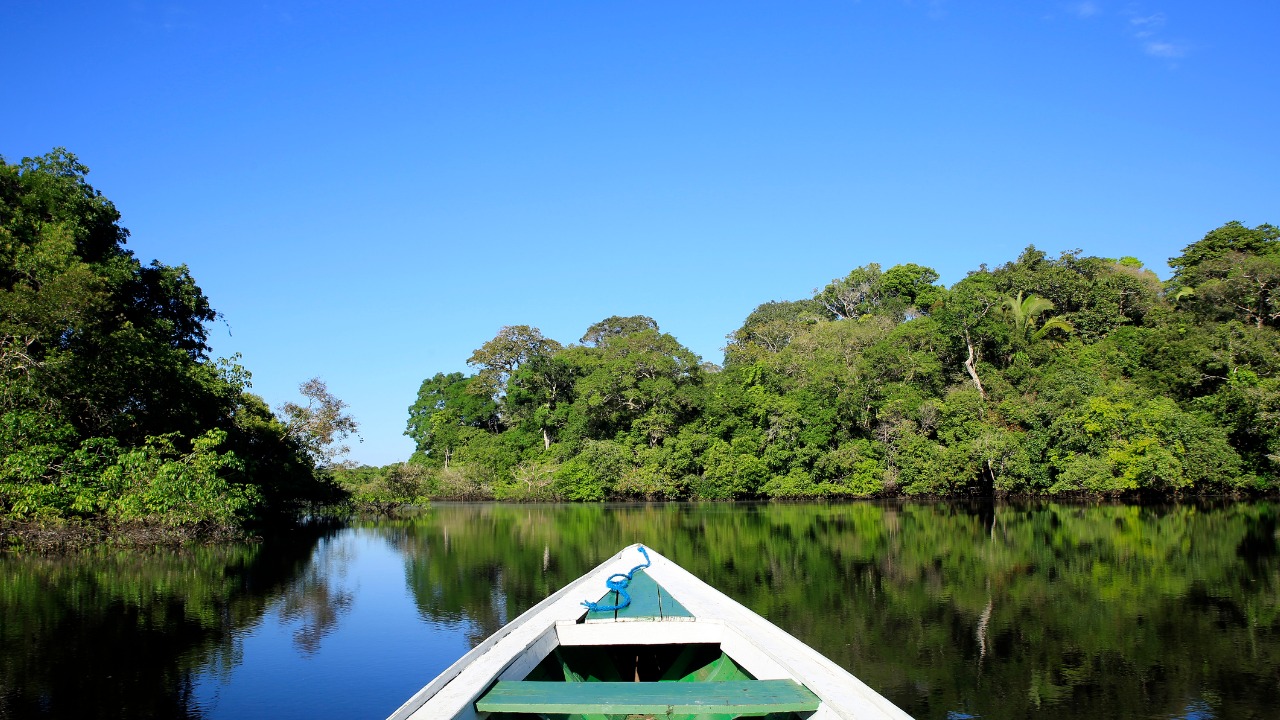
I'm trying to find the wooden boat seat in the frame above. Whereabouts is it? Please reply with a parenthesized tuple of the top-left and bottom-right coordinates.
(474, 678, 821, 716)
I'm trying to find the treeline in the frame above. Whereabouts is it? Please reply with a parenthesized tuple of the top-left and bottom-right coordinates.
(0, 150, 355, 542)
(393, 221, 1279, 500)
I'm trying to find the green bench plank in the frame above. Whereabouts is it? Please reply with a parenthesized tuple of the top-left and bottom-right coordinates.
(584, 569, 693, 622)
(615, 570, 661, 620)
(474, 679, 820, 715)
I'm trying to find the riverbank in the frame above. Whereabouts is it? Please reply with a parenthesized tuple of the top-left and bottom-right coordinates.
(1, 517, 250, 553)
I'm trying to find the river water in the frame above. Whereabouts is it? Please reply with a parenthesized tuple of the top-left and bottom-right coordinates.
(1, 501, 1277, 719)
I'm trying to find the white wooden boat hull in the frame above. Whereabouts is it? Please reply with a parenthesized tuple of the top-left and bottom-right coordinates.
(388, 544, 913, 720)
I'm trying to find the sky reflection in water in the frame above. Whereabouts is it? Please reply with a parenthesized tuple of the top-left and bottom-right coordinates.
(1, 501, 1276, 719)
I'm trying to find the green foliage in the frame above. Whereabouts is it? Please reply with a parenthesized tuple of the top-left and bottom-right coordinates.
(1, 427, 260, 526)
(579, 314, 659, 345)
(1169, 220, 1279, 285)
(555, 439, 630, 501)
(407, 221, 1280, 501)
(405, 371, 497, 466)
(332, 463, 430, 511)
(724, 299, 825, 365)
(466, 324, 564, 402)
(1, 149, 339, 533)
(1047, 387, 1249, 493)
(1169, 222, 1280, 329)
(105, 430, 260, 526)
(815, 263, 887, 320)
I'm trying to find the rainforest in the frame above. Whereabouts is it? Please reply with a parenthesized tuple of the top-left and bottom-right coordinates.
(0, 151, 354, 545)
(389, 223, 1280, 502)
(3, 149, 1279, 544)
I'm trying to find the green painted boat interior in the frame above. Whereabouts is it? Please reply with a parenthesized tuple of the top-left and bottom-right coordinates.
(481, 643, 813, 720)
(583, 569, 693, 623)
(528, 644, 752, 683)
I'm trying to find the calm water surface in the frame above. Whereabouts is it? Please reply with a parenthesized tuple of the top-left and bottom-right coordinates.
(1, 501, 1277, 719)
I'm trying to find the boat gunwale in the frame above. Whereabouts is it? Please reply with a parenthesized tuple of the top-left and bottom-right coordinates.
(387, 543, 913, 720)
(386, 546, 634, 720)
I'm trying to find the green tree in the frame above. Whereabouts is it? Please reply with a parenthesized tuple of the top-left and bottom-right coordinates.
(579, 315, 659, 346)
(507, 352, 578, 451)
(934, 273, 1003, 400)
(1169, 220, 1280, 284)
(882, 263, 944, 319)
(999, 291, 1074, 359)
(1169, 221, 1280, 329)
(724, 299, 825, 366)
(466, 325, 563, 403)
(815, 263, 886, 320)
(566, 325, 703, 448)
(1, 150, 335, 530)
(403, 220, 1277, 501)
(405, 372, 497, 467)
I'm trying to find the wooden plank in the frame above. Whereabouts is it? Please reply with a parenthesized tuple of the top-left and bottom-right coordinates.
(614, 569, 662, 620)
(583, 590, 619, 622)
(584, 568, 695, 623)
(475, 679, 820, 715)
(493, 625, 559, 683)
(555, 618, 723, 647)
(655, 576, 692, 619)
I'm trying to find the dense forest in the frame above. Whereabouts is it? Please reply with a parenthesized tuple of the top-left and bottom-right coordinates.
(395, 221, 1279, 501)
(3, 148, 1278, 542)
(0, 150, 356, 543)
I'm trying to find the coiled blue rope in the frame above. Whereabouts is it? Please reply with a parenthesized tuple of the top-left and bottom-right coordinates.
(581, 546, 651, 612)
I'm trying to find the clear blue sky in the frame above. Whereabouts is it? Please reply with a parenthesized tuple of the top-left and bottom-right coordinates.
(4, 1, 1276, 466)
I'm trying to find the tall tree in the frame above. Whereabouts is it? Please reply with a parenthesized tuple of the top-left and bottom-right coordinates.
(1168, 221, 1280, 329)
(725, 299, 826, 365)
(1, 149, 334, 526)
(579, 315, 659, 346)
(1000, 291, 1073, 351)
(406, 372, 498, 466)
(1169, 221, 1280, 285)
(568, 327, 703, 447)
(278, 378, 359, 468)
(881, 263, 944, 319)
(815, 263, 885, 320)
(466, 325, 563, 404)
(507, 353, 577, 450)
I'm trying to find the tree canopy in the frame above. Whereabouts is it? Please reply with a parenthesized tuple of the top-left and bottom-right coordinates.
(1, 150, 341, 536)
(406, 227, 1280, 501)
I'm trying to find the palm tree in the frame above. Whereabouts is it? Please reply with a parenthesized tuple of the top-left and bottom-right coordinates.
(1000, 291, 1073, 353)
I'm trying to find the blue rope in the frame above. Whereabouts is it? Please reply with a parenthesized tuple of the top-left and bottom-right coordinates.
(581, 546, 651, 612)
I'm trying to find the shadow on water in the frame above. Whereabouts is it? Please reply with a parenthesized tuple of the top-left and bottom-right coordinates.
(386, 501, 1280, 720)
(2, 502, 1278, 719)
(0, 518, 346, 720)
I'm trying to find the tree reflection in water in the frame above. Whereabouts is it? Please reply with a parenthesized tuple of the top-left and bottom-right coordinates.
(0, 520, 341, 719)
(275, 536, 355, 655)
(387, 501, 1280, 720)
(1, 503, 1277, 720)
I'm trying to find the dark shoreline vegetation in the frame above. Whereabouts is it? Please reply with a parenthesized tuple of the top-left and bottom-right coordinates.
(0, 151, 364, 551)
(3, 149, 1278, 549)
